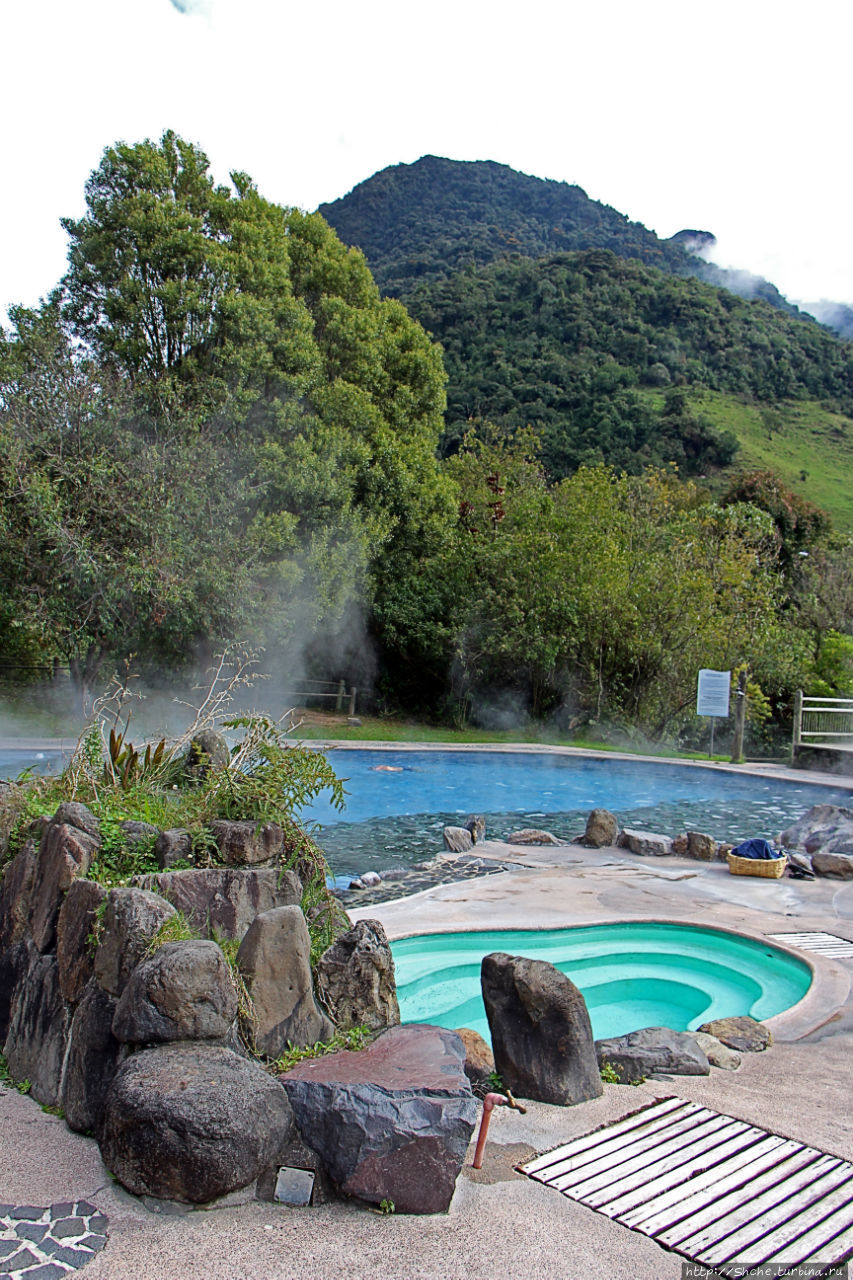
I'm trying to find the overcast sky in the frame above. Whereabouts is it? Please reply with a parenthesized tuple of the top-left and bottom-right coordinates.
(3, 0, 850, 325)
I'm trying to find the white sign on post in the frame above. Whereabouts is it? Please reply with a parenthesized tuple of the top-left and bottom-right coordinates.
(697, 669, 731, 718)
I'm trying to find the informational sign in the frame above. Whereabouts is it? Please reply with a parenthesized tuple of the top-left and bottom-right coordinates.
(696, 669, 731, 718)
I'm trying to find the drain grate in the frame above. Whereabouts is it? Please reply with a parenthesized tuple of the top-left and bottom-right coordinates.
(520, 1098, 853, 1278)
(769, 932, 853, 958)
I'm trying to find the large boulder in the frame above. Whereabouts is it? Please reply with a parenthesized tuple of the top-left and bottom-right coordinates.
(618, 829, 673, 857)
(697, 1016, 771, 1052)
(595, 1027, 710, 1083)
(0, 840, 38, 952)
(112, 940, 238, 1044)
(443, 826, 473, 853)
(3, 945, 69, 1106)
(209, 820, 284, 868)
(583, 809, 619, 848)
(100, 1042, 294, 1203)
(30, 816, 99, 953)
(314, 920, 400, 1033)
(56, 878, 107, 1005)
(280, 1024, 478, 1214)
(134, 867, 302, 941)
(781, 805, 853, 853)
(93, 888, 177, 997)
(154, 829, 193, 870)
(481, 952, 602, 1105)
(811, 850, 853, 879)
(236, 906, 333, 1056)
(63, 981, 125, 1136)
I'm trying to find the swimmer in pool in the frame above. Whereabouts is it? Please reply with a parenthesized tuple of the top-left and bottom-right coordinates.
(370, 765, 404, 772)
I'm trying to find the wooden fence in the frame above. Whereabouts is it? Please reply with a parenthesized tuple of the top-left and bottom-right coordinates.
(793, 691, 853, 755)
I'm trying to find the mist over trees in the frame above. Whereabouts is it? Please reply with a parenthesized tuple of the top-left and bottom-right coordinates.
(2, 135, 852, 744)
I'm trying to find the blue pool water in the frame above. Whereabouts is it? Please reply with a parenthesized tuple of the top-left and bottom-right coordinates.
(303, 749, 851, 876)
(391, 922, 813, 1042)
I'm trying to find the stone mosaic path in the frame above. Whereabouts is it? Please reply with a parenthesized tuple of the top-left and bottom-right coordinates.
(0, 1202, 108, 1279)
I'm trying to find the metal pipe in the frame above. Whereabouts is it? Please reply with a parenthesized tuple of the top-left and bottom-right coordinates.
(471, 1091, 527, 1169)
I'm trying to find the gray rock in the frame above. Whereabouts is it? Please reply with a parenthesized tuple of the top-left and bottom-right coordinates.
(100, 1042, 294, 1203)
(465, 815, 486, 843)
(133, 867, 302, 942)
(210, 820, 284, 868)
(781, 804, 853, 853)
(359, 871, 381, 887)
(56, 879, 107, 1005)
(256, 1135, 336, 1205)
(687, 1031, 742, 1071)
(0, 840, 37, 953)
(686, 831, 717, 861)
(812, 850, 853, 879)
(52, 802, 101, 841)
(93, 888, 177, 997)
(280, 1024, 478, 1214)
(183, 730, 231, 782)
(583, 809, 619, 848)
(0, 937, 31, 1044)
(154, 829, 193, 870)
(481, 952, 602, 1105)
(63, 981, 125, 1136)
(314, 920, 400, 1033)
(505, 829, 563, 845)
(443, 826, 474, 853)
(618, 828, 674, 857)
(30, 820, 99, 953)
(3, 945, 69, 1106)
(236, 906, 332, 1056)
(112, 940, 238, 1044)
(697, 1016, 771, 1052)
(595, 1027, 710, 1083)
(119, 820, 159, 848)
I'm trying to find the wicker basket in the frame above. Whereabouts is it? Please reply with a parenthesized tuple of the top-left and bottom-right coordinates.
(727, 851, 787, 879)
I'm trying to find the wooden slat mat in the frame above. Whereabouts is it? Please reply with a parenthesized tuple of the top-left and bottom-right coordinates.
(769, 932, 853, 959)
(519, 1098, 853, 1278)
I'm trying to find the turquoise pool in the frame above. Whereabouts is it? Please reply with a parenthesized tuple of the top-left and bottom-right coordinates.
(391, 922, 812, 1042)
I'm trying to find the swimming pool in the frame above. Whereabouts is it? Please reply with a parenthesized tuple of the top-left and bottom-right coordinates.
(391, 922, 813, 1043)
(305, 749, 851, 876)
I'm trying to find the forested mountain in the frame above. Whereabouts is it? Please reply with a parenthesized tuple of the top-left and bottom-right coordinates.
(319, 156, 797, 315)
(321, 157, 853, 496)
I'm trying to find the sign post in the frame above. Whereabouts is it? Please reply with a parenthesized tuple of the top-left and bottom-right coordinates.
(696, 669, 731, 757)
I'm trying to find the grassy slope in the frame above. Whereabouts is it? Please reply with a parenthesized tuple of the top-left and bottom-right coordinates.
(638, 389, 853, 529)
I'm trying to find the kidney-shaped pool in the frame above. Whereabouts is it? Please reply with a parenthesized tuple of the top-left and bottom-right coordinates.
(390, 922, 812, 1043)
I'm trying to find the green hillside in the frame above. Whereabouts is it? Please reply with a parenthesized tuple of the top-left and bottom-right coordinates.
(640, 390, 853, 528)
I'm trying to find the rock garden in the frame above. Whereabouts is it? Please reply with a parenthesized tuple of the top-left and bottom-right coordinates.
(1, 715, 847, 1225)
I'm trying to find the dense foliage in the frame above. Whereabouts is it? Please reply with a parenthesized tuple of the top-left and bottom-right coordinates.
(0, 133, 452, 701)
(1, 137, 851, 751)
(320, 156, 797, 316)
(411, 250, 853, 477)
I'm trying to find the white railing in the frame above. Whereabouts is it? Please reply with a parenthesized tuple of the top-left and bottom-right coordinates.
(793, 691, 853, 754)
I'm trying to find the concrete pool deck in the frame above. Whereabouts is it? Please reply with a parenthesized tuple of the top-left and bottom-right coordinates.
(2, 748, 852, 1278)
(4, 841, 853, 1279)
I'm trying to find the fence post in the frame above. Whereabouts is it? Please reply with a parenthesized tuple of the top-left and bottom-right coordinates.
(730, 668, 748, 763)
(335, 679, 346, 712)
(792, 689, 803, 764)
(348, 687, 357, 717)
